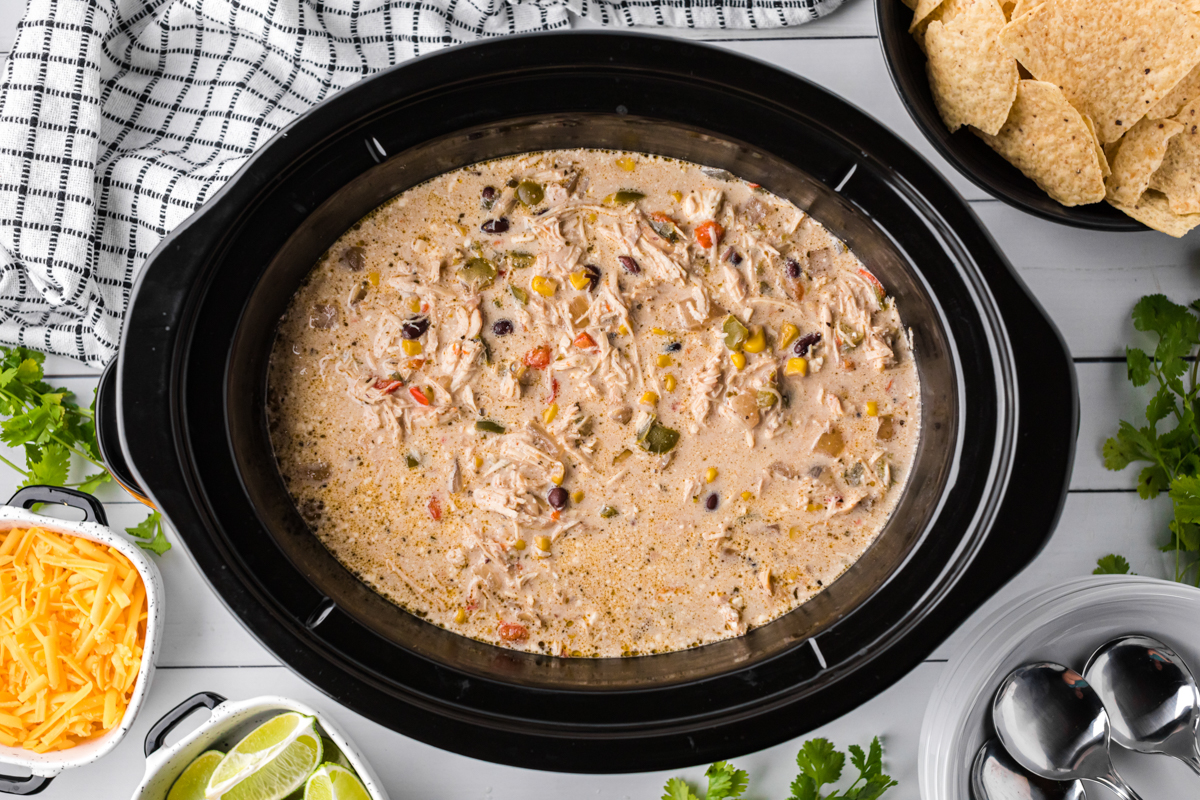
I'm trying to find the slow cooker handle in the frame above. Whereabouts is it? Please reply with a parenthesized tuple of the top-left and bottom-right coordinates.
(144, 692, 228, 757)
(0, 773, 53, 796)
(6, 486, 107, 527)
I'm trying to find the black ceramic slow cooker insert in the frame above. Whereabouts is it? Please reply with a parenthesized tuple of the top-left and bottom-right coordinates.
(103, 33, 1076, 772)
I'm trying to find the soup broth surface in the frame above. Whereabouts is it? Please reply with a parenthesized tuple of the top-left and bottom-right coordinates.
(268, 149, 920, 657)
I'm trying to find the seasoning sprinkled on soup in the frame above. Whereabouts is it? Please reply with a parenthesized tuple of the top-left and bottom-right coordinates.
(267, 150, 920, 657)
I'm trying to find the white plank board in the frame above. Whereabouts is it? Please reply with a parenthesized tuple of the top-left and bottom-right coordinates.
(932, 490, 1177, 661)
(1073, 361, 1148, 491)
(0, 0, 21, 54)
(31, 660, 938, 800)
(976, 202, 1200, 359)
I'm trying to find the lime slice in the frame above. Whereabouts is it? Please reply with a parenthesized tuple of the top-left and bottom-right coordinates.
(206, 712, 323, 800)
(303, 764, 371, 800)
(319, 737, 353, 771)
(169, 751, 226, 800)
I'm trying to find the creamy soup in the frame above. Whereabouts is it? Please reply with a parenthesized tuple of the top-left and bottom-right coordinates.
(267, 150, 920, 657)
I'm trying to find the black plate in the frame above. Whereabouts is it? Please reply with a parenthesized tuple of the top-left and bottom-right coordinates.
(110, 32, 1076, 772)
(875, 0, 1144, 231)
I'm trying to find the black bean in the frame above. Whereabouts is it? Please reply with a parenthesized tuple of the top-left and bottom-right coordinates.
(793, 332, 822, 356)
(785, 258, 802, 279)
(665, 341, 682, 353)
(401, 316, 430, 340)
(481, 186, 497, 208)
(548, 487, 569, 510)
(341, 246, 366, 272)
(618, 255, 640, 274)
(723, 248, 743, 266)
(481, 217, 509, 234)
(705, 493, 719, 511)
(492, 319, 514, 336)
(583, 264, 601, 290)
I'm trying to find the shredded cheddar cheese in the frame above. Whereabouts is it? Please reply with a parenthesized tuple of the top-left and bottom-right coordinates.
(0, 527, 146, 752)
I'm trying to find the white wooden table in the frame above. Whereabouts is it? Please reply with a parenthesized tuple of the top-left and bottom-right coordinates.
(2, 1, 1199, 797)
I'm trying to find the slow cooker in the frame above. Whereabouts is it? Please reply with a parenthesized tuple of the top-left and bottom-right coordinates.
(97, 32, 1076, 772)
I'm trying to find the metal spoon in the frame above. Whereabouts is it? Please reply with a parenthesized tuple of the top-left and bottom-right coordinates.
(993, 661, 1145, 800)
(971, 739, 1085, 800)
(1084, 634, 1200, 775)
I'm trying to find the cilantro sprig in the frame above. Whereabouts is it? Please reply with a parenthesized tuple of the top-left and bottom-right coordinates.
(0, 346, 168, 555)
(661, 737, 896, 800)
(1104, 295, 1200, 584)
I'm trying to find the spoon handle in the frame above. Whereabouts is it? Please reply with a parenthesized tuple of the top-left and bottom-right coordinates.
(1085, 772, 1145, 800)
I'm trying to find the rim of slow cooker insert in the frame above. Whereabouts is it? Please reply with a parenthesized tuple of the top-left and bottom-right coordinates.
(226, 110, 968, 692)
(113, 32, 1075, 771)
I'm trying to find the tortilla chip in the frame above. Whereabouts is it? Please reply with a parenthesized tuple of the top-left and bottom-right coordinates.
(974, 80, 1106, 205)
(910, 0, 947, 31)
(1149, 97, 1200, 214)
(1173, 0, 1200, 13)
(924, 0, 1018, 135)
(1009, 0, 1041, 20)
(1108, 190, 1200, 237)
(1105, 117, 1184, 205)
(1082, 116, 1111, 178)
(901, 0, 918, 9)
(1148, 63, 1200, 121)
(999, 0, 1200, 143)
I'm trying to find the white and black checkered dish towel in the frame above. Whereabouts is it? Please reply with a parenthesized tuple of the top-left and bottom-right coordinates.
(0, 0, 842, 366)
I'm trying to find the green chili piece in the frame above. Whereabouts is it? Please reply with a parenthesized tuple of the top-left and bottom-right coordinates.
(517, 181, 544, 206)
(723, 316, 749, 351)
(459, 257, 497, 290)
(639, 423, 680, 454)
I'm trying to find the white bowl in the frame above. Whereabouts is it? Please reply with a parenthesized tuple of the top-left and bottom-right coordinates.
(0, 488, 165, 794)
(918, 575, 1200, 800)
(131, 694, 390, 800)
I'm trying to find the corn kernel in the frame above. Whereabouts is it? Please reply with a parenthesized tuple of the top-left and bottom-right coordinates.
(408, 298, 421, 313)
(743, 327, 767, 354)
(543, 403, 559, 424)
(473, 455, 483, 470)
(640, 391, 659, 406)
(454, 608, 468, 623)
(368, 271, 380, 287)
(663, 374, 677, 393)
(651, 327, 670, 336)
(785, 357, 808, 376)
(586, 212, 598, 224)
(705, 467, 718, 483)
(618, 325, 629, 336)
(806, 503, 824, 512)
(571, 490, 585, 504)
(514, 539, 526, 550)
(535, 536, 552, 552)
(670, 190, 683, 203)
(569, 270, 591, 290)
(867, 400, 878, 417)
(616, 156, 636, 172)
(531, 276, 557, 297)
(741, 491, 753, 501)
(657, 354, 672, 367)
(788, 526, 802, 540)
(551, 464, 566, 485)
(779, 322, 799, 350)
(402, 340, 423, 356)
(730, 352, 747, 371)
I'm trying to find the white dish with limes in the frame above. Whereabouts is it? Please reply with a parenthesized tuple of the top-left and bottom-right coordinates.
(131, 694, 388, 800)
